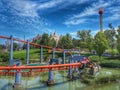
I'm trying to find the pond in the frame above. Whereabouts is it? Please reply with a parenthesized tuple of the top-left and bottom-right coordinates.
(0, 68, 120, 90)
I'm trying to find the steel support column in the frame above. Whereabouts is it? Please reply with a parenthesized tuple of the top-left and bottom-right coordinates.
(52, 48, 55, 59)
(40, 46, 43, 63)
(47, 59, 54, 85)
(9, 35, 13, 66)
(26, 40, 30, 64)
(63, 51, 65, 64)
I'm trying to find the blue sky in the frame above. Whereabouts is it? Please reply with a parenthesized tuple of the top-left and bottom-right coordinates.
(0, 0, 120, 40)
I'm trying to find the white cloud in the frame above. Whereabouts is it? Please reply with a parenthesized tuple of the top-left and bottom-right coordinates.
(64, 0, 114, 26)
(37, 0, 66, 9)
(64, 19, 86, 25)
(105, 6, 120, 21)
(70, 32, 77, 36)
(8, 0, 38, 17)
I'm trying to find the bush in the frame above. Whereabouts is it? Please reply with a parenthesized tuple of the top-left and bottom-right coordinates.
(0, 52, 9, 62)
(88, 55, 100, 62)
(100, 61, 120, 68)
(107, 49, 119, 56)
(95, 74, 120, 84)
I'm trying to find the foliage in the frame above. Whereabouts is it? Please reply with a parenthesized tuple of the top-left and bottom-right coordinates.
(77, 30, 93, 50)
(116, 26, 120, 56)
(0, 44, 6, 50)
(58, 33, 73, 49)
(94, 31, 109, 60)
(104, 23, 116, 51)
(106, 49, 118, 56)
(72, 38, 80, 48)
(0, 51, 9, 62)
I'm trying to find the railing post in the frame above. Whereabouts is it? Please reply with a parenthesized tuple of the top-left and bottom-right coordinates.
(74, 60, 78, 72)
(14, 61, 22, 88)
(26, 40, 30, 64)
(40, 46, 43, 63)
(47, 59, 54, 85)
(63, 50, 65, 64)
(68, 56, 73, 79)
(9, 35, 13, 66)
(52, 48, 55, 59)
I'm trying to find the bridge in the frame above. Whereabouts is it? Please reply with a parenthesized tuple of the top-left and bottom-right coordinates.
(0, 35, 95, 88)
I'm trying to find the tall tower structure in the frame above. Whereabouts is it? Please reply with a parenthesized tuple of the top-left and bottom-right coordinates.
(99, 8, 104, 32)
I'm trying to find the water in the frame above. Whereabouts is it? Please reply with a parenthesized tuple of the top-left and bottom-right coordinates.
(0, 70, 120, 90)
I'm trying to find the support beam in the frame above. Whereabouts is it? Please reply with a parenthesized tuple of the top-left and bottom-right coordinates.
(14, 61, 22, 88)
(40, 46, 43, 63)
(9, 35, 13, 66)
(63, 50, 65, 64)
(74, 60, 79, 76)
(47, 59, 54, 85)
(26, 40, 30, 64)
(52, 48, 55, 59)
(68, 57, 73, 79)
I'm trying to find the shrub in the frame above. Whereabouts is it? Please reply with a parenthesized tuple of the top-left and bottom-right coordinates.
(0, 52, 9, 62)
(88, 55, 100, 62)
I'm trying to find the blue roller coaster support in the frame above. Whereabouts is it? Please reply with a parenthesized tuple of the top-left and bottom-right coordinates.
(52, 48, 55, 59)
(14, 61, 22, 88)
(26, 40, 30, 64)
(74, 60, 79, 73)
(9, 35, 13, 66)
(63, 50, 65, 64)
(47, 59, 54, 85)
(40, 46, 43, 63)
(68, 57, 73, 79)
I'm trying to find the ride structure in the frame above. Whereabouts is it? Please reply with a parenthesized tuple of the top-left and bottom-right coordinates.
(0, 35, 99, 88)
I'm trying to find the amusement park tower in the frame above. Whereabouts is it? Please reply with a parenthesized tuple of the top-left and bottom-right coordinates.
(99, 8, 104, 32)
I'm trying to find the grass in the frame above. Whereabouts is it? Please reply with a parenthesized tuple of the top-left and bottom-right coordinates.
(88, 55, 120, 68)
(80, 68, 120, 85)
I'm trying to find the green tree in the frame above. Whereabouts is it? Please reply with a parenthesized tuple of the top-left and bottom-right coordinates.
(58, 33, 73, 49)
(40, 33, 54, 47)
(104, 24, 116, 50)
(94, 31, 108, 61)
(87, 35, 94, 52)
(77, 30, 93, 50)
(72, 38, 80, 48)
(116, 26, 120, 57)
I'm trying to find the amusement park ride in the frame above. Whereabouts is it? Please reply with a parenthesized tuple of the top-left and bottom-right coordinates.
(0, 35, 100, 88)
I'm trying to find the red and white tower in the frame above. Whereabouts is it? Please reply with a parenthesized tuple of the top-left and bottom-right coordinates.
(99, 8, 104, 32)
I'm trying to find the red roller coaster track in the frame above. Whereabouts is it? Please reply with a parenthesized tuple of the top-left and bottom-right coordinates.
(0, 35, 72, 54)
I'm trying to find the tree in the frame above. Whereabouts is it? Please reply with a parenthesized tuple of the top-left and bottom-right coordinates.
(117, 36, 120, 54)
(72, 38, 80, 48)
(116, 26, 120, 57)
(87, 35, 94, 52)
(94, 31, 108, 61)
(104, 24, 116, 50)
(77, 30, 93, 51)
(58, 33, 73, 49)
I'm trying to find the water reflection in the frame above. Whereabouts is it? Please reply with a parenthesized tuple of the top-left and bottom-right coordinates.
(0, 70, 120, 90)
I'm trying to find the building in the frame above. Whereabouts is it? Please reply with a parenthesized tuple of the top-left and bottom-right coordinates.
(50, 32, 59, 47)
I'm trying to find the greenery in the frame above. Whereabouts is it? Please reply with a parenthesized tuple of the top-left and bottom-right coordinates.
(94, 31, 109, 60)
(0, 51, 9, 62)
(116, 26, 120, 57)
(77, 30, 93, 50)
(89, 55, 120, 68)
(80, 68, 120, 85)
(58, 33, 73, 49)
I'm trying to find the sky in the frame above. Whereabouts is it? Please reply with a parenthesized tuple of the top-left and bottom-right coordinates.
(0, 0, 120, 40)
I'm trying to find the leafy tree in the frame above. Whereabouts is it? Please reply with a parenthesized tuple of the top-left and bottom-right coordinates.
(94, 31, 108, 61)
(116, 26, 120, 57)
(77, 30, 93, 50)
(72, 38, 80, 48)
(58, 33, 73, 49)
(104, 24, 116, 50)
(87, 34, 94, 52)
